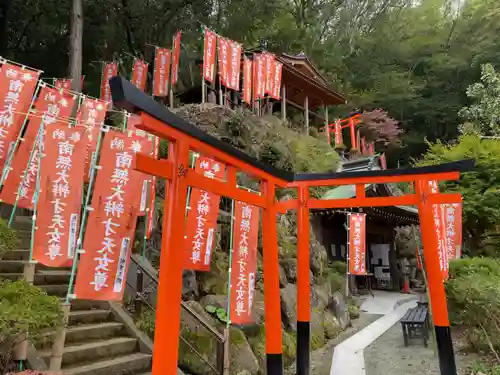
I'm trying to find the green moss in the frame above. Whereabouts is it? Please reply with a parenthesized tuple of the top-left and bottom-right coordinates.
(324, 312, 341, 339)
(248, 325, 298, 370)
(179, 329, 218, 374)
(198, 250, 229, 295)
(0, 219, 19, 260)
(348, 304, 360, 320)
(282, 330, 297, 366)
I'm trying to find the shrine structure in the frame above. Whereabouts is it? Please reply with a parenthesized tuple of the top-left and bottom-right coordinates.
(110, 76, 474, 375)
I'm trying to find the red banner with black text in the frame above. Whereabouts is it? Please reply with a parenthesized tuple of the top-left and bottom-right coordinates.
(348, 213, 367, 275)
(229, 201, 259, 325)
(33, 125, 86, 267)
(183, 157, 224, 271)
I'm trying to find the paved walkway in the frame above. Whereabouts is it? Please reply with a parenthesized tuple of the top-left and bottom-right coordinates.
(330, 292, 418, 375)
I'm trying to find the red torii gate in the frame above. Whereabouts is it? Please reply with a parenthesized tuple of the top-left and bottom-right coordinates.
(110, 76, 473, 375)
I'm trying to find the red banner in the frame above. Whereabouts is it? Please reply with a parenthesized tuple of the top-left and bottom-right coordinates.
(146, 136, 160, 239)
(252, 54, 265, 103)
(271, 61, 282, 100)
(32, 125, 85, 267)
(75, 130, 143, 301)
(264, 53, 275, 95)
(227, 41, 242, 91)
(243, 57, 252, 105)
(218, 37, 230, 87)
(443, 203, 462, 260)
(171, 31, 182, 87)
(1, 86, 77, 209)
(361, 137, 367, 154)
(368, 142, 375, 155)
(0, 63, 40, 174)
(76, 97, 107, 128)
(428, 180, 449, 280)
(82, 126, 101, 183)
(54, 79, 71, 90)
(100, 62, 118, 102)
(230, 201, 259, 325)
(153, 48, 171, 97)
(203, 29, 217, 84)
(183, 157, 224, 270)
(334, 120, 343, 146)
(380, 153, 387, 169)
(131, 132, 154, 216)
(131, 59, 148, 92)
(348, 213, 366, 275)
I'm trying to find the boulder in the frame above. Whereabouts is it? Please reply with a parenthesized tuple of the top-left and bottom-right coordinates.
(280, 259, 297, 283)
(279, 264, 288, 287)
(328, 292, 350, 330)
(230, 328, 260, 375)
(280, 284, 298, 331)
(311, 284, 330, 311)
(310, 309, 326, 350)
(310, 239, 328, 276)
(182, 270, 199, 300)
(199, 294, 227, 310)
(323, 311, 341, 339)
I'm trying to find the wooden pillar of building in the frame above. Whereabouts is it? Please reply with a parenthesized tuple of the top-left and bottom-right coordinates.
(304, 95, 309, 135)
(324, 105, 329, 144)
(281, 84, 287, 121)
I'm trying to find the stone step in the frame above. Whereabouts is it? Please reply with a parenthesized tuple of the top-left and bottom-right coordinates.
(39, 284, 69, 297)
(65, 322, 125, 344)
(39, 337, 138, 368)
(69, 309, 111, 325)
(63, 352, 152, 375)
(0, 260, 57, 273)
(64, 298, 109, 311)
(0, 270, 71, 284)
(1, 249, 29, 260)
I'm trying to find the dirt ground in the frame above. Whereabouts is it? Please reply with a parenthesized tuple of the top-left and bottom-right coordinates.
(285, 312, 381, 375)
(365, 324, 480, 375)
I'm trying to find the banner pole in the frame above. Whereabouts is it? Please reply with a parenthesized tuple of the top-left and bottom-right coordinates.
(223, 198, 236, 375)
(27, 118, 46, 260)
(0, 81, 42, 190)
(7, 119, 46, 227)
(64, 126, 105, 304)
(345, 212, 350, 297)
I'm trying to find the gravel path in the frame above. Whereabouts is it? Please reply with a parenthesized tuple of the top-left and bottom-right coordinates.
(286, 312, 381, 375)
(364, 324, 480, 375)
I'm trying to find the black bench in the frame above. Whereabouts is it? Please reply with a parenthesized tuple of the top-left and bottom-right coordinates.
(400, 306, 429, 347)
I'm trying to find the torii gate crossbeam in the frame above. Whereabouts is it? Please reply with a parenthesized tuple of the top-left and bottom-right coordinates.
(110, 76, 473, 375)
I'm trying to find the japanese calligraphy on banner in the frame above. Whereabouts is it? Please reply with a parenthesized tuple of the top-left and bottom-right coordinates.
(81, 126, 101, 183)
(230, 201, 259, 325)
(0, 63, 40, 173)
(131, 132, 154, 216)
(100, 62, 118, 103)
(243, 57, 252, 105)
(264, 53, 275, 95)
(76, 97, 107, 128)
(75, 130, 143, 301)
(184, 157, 225, 271)
(334, 120, 343, 146)
(348, 213, 366, 275)
(153, 48, 171, 97)
(252, 54, 265, 102)
(54, 79, 71, 90)
(1, 86, 77, 209)
(428, 180, 449, 280)
(227, 41, 242, 91)
(33, 125, 85, 267)
(203, 29, 217, 83)
(131, 59, 148, 92)
(218, 37, 230, 86)
(271, 61, 282, 100)
(171, 31, 182, 87)
(442, 203, 462, 260)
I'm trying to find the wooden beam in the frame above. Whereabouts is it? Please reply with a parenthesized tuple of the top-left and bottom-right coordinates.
(281, 84, 286, 121)
(284, 98, 325, 122)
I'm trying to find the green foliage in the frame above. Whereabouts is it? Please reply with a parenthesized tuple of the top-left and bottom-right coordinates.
(135, 308, 156, 339)
(327, 268, 345, 295)
(470, 360, 500, 375)
(0, 280, 62, 373)
(446, 257, 500, 353)
(459, 63, 500, 135)
(418, 134, 500, 255)
(348, 303, 360, 320)
(0, 219, 19, 260)
(204, 305, 229, 323)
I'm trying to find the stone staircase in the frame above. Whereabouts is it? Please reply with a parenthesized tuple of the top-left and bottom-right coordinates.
(0, 218, 152, 375)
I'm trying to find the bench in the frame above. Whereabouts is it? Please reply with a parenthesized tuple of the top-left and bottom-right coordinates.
(400, 306, 429, 347)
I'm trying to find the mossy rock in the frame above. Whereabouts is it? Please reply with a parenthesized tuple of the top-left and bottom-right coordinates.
(324, 311, 341, 339)
(229, 327, 260, 375)
(310, 308, 326, 350)
(198, 251, 229, 295)
(348, 304, 360, 320)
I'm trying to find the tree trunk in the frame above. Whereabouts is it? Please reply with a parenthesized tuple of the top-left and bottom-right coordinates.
(0, 0, 12, 56)
(69, 0, 83, 92)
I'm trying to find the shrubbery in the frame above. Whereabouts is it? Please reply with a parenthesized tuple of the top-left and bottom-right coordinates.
(446, 257, 500, 353)
(0, 280, 62, 374)
(0, 218, 19, 260)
